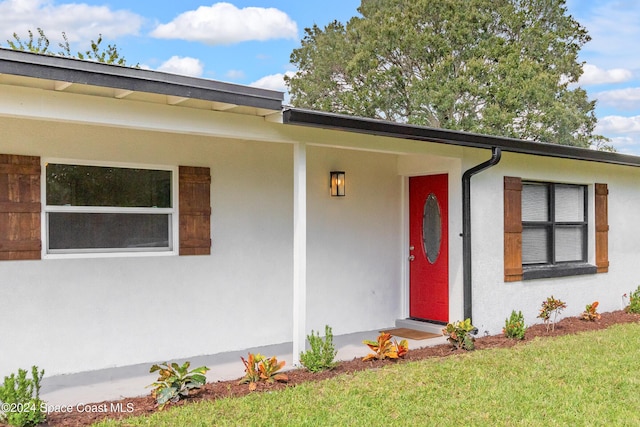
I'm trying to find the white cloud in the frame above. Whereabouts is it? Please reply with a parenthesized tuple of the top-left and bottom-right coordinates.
(157, 56, 204, 77)
(249, 71, 294, 92)
(595, 115, 640, 155)
(150, 2, 297, 45)
(0, 0, 142, 47)
(579, 64, 633, 85)
(595, 87, 640, 110)
(596, 115, 640, 134)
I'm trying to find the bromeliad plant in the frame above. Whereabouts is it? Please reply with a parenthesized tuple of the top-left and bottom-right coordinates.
(239, 353, 288, 391)
(442, 318, 478, 350)
(581, 301, 601, 321)
(362, 332, 409, 361)
(503, 310, 527, 340)
(537, 295, 567, 332)
(300, 325, 338, 372)
(148, 362, 209, 410)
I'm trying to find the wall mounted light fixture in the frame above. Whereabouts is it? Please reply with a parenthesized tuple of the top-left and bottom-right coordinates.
(330, 171, 345, 197)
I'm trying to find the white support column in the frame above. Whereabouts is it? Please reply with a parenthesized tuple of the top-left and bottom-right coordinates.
(292, 142, 307, 366)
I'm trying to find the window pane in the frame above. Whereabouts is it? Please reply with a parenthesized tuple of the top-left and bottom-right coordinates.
(46, 164, 172, 208)
(522, 183, 548, 221)
(554, 185, 584, 222)
(555, 226, 585, 262)
(48, 213, 170, 251)
(422, 193, 442, 264)
(522, 227, 549, 264)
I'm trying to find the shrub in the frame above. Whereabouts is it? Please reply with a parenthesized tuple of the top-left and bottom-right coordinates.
(148, 362, 209, 409)
(442, 319, 478, 350)
(362, 332, 409, 361)
(625, 286, 640, 314)
(537, 295, 567, 332)
(503, 310, 526, 339)
(581, 301, 601, 321)
(239, 353, 288, 391)
(300, 325, 338, 372)
(0, 366, 46, 427)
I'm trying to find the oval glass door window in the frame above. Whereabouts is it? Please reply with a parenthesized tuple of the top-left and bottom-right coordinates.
(423, 193, 442, 264)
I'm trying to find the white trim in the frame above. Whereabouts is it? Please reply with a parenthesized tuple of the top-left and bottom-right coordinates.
(292, 142, 307, 366)
(400, 176, 410, 319)
(41, 158, 179, 259)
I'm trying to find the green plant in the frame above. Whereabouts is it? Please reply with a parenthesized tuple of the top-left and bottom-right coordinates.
(625, 286, 640, 314)
(0, 366, 46, 427)
(537, 296, 567, 332)
(239, 353, 288, 391)
(300, 325, 338, 372)
(442, 318, 478, 350)
(503, 310, 527, 339)
(148, 362, 209, 409)
(581, 301, 601, 321)
(362, 332, 409, 361)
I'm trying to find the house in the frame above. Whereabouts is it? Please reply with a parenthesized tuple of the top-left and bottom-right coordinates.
(1, 49, 639, 379)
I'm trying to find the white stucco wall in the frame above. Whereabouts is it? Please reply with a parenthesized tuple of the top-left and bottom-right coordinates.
(468, 150, 640, 335)
(305, 146, 403, 335)
(0, 117, 295, 377)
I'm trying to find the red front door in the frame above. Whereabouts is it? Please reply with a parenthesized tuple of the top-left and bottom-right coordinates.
(409, 174, 449, 323)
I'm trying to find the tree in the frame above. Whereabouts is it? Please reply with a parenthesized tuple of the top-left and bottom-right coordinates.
(4, 27, 134, 66)
(286, 0, 609, 149)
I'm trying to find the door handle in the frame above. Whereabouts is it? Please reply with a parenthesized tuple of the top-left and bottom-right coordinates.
(408, 255, 415, 261)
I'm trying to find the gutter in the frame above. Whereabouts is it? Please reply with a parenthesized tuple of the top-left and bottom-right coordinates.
(462, 147, 502, 321)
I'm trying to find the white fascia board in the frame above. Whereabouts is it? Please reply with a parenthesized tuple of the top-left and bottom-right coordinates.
(0, 84, 288, 143)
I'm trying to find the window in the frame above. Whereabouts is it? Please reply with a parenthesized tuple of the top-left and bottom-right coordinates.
(44, 162, 176, 255)
(504, 177, 608, 281)
(522, 182, 587, 266)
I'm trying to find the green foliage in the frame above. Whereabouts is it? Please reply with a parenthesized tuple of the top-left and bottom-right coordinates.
(581, 301, 601, 321)
(239, 353, 288, 391)
(90, 323, 640, 427)
(4, 27, 134, 66)
(537, 295, 567, 332)
(148, 362, 209, 410)
(443, 318, 478, 350)
(625, 286, 640, 314)
(300, 325, 338, 372)
(362, 332, 409, 361)
(503, 310, 527, 339)
(287, 0, 608, 149)
(0, 366, 46, 427)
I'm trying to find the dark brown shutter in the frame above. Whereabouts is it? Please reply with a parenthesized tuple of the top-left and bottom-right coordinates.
(0, 154, 41, 260)
(504, 176, 523, 282)
(179, 166, 211, 255)
(595, 183, 609, 273)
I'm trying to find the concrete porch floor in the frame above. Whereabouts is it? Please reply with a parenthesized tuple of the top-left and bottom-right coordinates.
(40, 327, 447, 407)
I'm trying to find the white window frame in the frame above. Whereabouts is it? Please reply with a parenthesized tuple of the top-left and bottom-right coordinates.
(41, 158, 179, 259)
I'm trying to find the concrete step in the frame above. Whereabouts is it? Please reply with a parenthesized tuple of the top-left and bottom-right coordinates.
(395, 318, 445, 335)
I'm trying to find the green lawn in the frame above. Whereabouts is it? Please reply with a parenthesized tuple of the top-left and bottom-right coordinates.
(94, 323, 640, 426)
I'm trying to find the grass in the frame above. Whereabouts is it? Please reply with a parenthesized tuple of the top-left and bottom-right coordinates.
(94, 323, 640, 426)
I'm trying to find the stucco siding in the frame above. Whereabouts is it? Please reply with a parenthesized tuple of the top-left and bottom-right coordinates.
(469, 151, 640, 335)
(0, 118, 294, 377)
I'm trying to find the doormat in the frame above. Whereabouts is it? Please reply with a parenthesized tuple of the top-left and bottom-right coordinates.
(382, 328, 440, 340)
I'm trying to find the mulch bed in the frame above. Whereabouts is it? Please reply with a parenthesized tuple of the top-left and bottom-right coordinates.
(38, 310, 640, 426)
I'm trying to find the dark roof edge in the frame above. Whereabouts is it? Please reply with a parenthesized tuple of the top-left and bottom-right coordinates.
(0, 48, 283, 111)
(283, 107, 640, 168)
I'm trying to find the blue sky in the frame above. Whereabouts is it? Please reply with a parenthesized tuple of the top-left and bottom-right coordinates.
(1, 1, 639, 155)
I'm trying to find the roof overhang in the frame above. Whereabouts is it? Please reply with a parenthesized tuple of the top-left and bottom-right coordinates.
(283, 107, 640, 168)
(0, 48, 283, 115)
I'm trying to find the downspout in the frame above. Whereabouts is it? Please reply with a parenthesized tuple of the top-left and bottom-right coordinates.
(462, 147, 502, 322)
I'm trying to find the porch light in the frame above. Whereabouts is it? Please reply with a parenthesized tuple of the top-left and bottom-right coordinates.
(330, 171, 346, 197)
